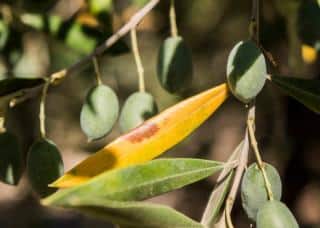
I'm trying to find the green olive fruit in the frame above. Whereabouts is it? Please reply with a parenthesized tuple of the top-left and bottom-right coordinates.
(0, 132, 23, 185)
(298, 1, 320, 46)
(241, 162, 282, 221)
(257, 201, 299, 228)
(27, 138, 63, 197)
(226, 40, 267, 103)
(80, 85, 119, 141)
(157, 36, 193, 93)
(119, 92, 158, 133)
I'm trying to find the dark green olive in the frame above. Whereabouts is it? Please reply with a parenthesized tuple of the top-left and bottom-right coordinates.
(80, 85, 119, 141)
(157, 36, 193, 93)
(226, 40, 267, 103)
(257, 201, 299, 228)
(0, 132, 23, 185)
(27, 138, 63, 197)
(241, 163, 282, 221)
(119, 92, 158, 132)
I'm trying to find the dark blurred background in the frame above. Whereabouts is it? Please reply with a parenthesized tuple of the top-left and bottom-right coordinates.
(0, 0, 319, 227)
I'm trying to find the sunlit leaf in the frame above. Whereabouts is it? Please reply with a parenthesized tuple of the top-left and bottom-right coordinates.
(44, 197, 203, 228)
(51, 84, 228, 188)
(45, 159, 224, 204)
(270, 75, 320, 113)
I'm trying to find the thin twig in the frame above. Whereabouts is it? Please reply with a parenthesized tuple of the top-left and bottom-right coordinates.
(247, 115, 274, 200)
(93, 57, 103, 85)
(169, 0, 178, 37)
(130, 28, 145, 92)
(39, 80, 50, 138)
(250, 0, 260, 42)
(201, 141, 242, 226)
(51, 0, 160, 84)
(224, 130, 250, 221)
(5, 0, 160, 101)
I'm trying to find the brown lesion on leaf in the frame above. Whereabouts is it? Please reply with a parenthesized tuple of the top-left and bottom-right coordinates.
(124, 123, 160, 143)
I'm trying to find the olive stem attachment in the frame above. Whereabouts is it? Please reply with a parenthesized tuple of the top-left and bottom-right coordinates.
(169, 0, 178, 37)
(39, 79, 50, 138)
(130, 28, 145, 92)
(92, 57, 103, 85)
(224, 130, 249, 221)
(247, 108, 274, 201)
(250, 0, 260, 43)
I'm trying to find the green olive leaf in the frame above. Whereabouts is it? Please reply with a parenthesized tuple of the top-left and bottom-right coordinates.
(201, 141, 242, 226)
(43, 158, 224, 204)
(270, 75, 320, 114)
(45, 197, 203, 228)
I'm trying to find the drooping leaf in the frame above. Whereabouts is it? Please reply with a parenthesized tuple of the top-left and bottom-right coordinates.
(201, 141, 242, 226)
(51, 83, 228, 188)
(270, 75, 320, 113)
(45, 159, 224, 203)
(44, 197, 203, 228)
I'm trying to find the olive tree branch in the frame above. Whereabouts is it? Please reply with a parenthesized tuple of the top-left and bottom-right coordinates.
(223, 126, 250, 228)
(130, 28, 145, 92)
(49, 0, 160, 84)
(3, 0, 160, 104)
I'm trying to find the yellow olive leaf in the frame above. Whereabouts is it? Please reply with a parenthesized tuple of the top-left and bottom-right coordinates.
(51, 83, 228, 188)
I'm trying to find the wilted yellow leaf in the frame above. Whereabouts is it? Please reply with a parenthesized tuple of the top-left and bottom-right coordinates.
(51, 83, 228, 188)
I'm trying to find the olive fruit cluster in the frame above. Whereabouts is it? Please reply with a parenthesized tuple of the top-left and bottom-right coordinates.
(226, 40, 267, 103)
(80, 84, 158, 140)
(241, 163, 299, 227)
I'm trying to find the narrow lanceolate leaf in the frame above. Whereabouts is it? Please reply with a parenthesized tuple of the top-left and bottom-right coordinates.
(201, 141, 242, 226)
(270, 75, 320, 113)
(44, 159, 224, 204)
(51, 83, 228, 188)
(44, 197, 203, 228)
